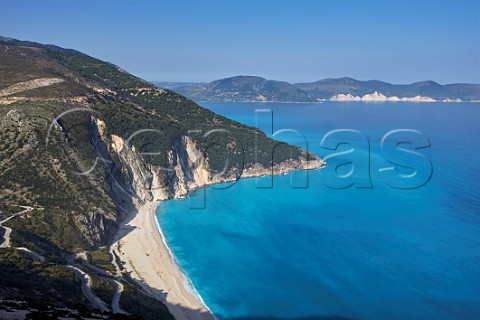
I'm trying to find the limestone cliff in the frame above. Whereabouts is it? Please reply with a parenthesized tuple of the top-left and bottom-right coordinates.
(88, 118, 326, 207)
(330, 91, 437, 102)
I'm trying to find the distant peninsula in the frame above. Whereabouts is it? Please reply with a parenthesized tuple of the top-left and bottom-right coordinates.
(152, 76, 318, 103)
(153, 76, 480, 103)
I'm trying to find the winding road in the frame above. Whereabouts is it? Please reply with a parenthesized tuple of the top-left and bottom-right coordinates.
(65, 265, 110, 313)
(74, 252, 126, 314)
(0, 206, 33, 248)
(16, 247, 45, 262)
(1, 205, 126, 314)
(109, 279, 125, 314)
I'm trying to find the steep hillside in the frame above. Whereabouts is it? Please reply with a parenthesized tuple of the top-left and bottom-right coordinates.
(295, 77, 480, 101)
(166, 76, 318, 102)
(0, 38, 324, 319)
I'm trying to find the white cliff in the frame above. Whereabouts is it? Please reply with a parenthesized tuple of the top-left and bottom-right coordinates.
(90, 117, 326, 204)
(331, 91, 437, 102)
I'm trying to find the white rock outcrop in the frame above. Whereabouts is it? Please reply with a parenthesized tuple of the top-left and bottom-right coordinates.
(331, 91, 437, 102)
(90, 117, 326, 204)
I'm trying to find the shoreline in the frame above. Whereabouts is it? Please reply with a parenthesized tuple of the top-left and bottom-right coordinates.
(153, 208, 214, 316)
(197, 100, 480, 104)
(113, 164, 326, 320)
(114, 201, 215, 320)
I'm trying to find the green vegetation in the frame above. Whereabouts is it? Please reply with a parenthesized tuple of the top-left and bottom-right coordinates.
(0, 101, 117, 257)
(87, 248, 115, 272)
(0, 249, 86, 308)
(45, 47, 148, 91)
(169, 75, 318, 102)
(90, 274, 114, 307)
(8, 208, 92, 261)
(294, 77, 480, 101)
(0, 204, 22, 218)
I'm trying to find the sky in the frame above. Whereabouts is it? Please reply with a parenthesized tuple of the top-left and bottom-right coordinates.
(1, 0, 479, 84)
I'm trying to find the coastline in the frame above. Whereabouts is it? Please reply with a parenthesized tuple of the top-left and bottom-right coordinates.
(113, 161, 326, 320)
(153, 207, 214, 316)
(114, 201, 215, 320)
(195, 99, 480, 104)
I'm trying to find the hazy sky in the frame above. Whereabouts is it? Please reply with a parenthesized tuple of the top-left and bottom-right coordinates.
(1, 0, 479, 83)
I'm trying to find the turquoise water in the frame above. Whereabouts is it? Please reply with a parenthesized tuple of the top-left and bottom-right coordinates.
(158, 102, 480, 319)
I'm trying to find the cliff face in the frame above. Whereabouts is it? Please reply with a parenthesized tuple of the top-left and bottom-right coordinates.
(89, 117, 152, 209)
(331, 91, 437, 102)
(165, 135, 325, 199)
(89, 118, 325, 205)
(166, 135, 209, 198)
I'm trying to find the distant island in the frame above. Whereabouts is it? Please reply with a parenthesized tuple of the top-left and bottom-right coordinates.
(152, 76, 318, 103)
(153, 76, 480, 103)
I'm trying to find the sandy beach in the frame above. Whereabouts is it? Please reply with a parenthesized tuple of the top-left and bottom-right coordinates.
(114, 201, 214, 320)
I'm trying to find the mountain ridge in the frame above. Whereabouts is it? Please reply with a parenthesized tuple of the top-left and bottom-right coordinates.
(156, 76, 480, 102)
(295, 77, 480, 101)
(162, 75, 319, 103)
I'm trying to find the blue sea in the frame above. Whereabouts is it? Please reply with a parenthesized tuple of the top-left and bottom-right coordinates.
(158, 102, 480, 320)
